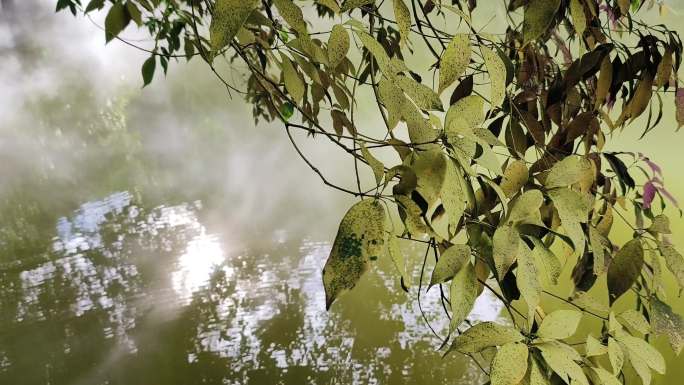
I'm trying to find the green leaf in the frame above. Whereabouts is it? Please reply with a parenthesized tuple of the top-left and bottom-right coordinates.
(528, 356, 550, 385)
(500, 160, 529, 198)
(412, 150, 447, 206)
(649, 214, 671, 234)
(517, 242, 541, 325)
(615, 329, 666, 375)
(323, 199, 386, 309)
(508, 189, 544, 226)
(537, 310, 582, 340)
(447, 322, 524, 354)
(651, 297, 684, 355)
(658, 241, 684, 291)
(273, 0, 307, 35)
(569, 0, 586, 38)
(280, 102, 295, 121)
(396, 75, 443, 111)
(209, 0, 259, 56)
(589, 367, 622, 385)
(392, 0, 411, 46)
(529, 237, 561, 286)
(388, 236, 410, 287)
(545, 155, 593, 188)
(327, 24, 350, 68)
(141, 55, 156, 87)
(523, 0, 561, 45)
(618, 309, 650, 335)
(586, 334, 608, 357)
(378, 76, 406, 129)
(316, 0, 341, 13)
(85, 0, 105, 14)
(444, 95, 484, 135)
(341, 0, 374, 12)
(493, 225, 520, 279)
(481, 46, 507, 108)
(360, 142, 385, 186)
(589, 225, 608, 275)
(439, 34, 471, 94)
(537, 340, 588, 385)
(607, 238, 644, 303)
(548, 187, 592, 223)
(429, 244, 470, 288)
(490, 342, 529, 385)
(281, 55, 306, 103)
(449, 262, 478, 331)
(126, 2, 143, 26)
(104, 2, 131, 43)
(608, 337, 624, 375)
(441, 159, 466, 232)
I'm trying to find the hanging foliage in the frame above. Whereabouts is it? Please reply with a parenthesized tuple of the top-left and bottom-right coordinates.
(59, 0, 684, 383)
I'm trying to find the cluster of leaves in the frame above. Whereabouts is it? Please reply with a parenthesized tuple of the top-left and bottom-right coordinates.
(59, 0, 684, 384)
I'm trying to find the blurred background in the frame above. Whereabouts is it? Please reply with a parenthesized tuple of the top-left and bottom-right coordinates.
(0, 1, 682, 384)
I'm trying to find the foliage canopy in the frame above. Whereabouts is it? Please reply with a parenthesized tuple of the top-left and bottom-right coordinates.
(58, 0, 684, 383)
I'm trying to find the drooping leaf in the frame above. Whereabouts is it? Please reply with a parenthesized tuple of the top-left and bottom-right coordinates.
(104, 2, 131, 43)
(548, 187, 592, 224)
(449, 261, 478, 331)
(490, 342, 529, 385)
(481, 46, 507, 108)
(360, 142, 385, 185)
(530, 237, 561, 286)
(528, 355, 550, 385)
(523, 0, 561, 45)
(648, 214, 671, 234)
(493, 225, 520, 279)
(618, 309, 650, 335)
(442, 158, 467, 232)
(545, 155, 593, 188)
(429, 244, 471, 288)
(508, 189, 544, 226)
(615, 328, 666, 375)
(589, 367, 622, 385)
(412, 149, 447, 206)
(608, 337, 624, 375)
(589, 225, 608, 275)
(595, 56, 613, 109)
(393, 0, 411, 46)
(676, 88, 684, 129)
(607, 238, 644, 304)
(500, 160, 529, 198)
(537, 340, 588, 385)
(328, 24, 350, 68)
(388, 235, 410, 287)
(586, 334, 608, 357)
(141, 55, 156, 87)
(439, 34, 471, 94)
(396, 75, 443, 111)
(537, 310, 582, 340)
(658, 240, 684, 291)
(569, 0, 586, 38)
(273, 0, 307, 35)
(651, 297, 684, 355)
(517, 242, 541, 325)
(323, 199, 386, 309)
(447, 321, 524, 354)
(655, 48, 673, 89)
(341, 0, 374, 12)
(378, 76, 406, 130)
(444, 95, 485, 135)
(281, 55, 306, 103)
(209, 0, 259, 56)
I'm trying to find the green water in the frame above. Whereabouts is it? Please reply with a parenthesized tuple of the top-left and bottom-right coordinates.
(1, 1, 683, 384)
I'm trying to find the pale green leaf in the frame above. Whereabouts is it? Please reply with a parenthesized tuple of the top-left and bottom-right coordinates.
(323, 199, 386, 309)
(273, 0, 307, 34)
(378, 76, 406, 129)
(281, 55, 306, 103)
(590, 367, 622, 385)
(517, 242, 541, 326)
(447, 322, 525, 354)
(209, 0, 259, 55)
(449, 262, 478, 331)
(500, 160, 529, 198)
(429, 244, 471, 288)
(328, 24, 350, 68)
(507, 189, 544, 226)
(545, 155, 593, 188)
(395, 194, 429, 236)
(586, 335, 607, 357)
(607, 238, 644, 303)
(649, 214, 671, 234)
(548, 187, 592, 223)
(589, 225, 608, 275)
(393, 0, 411, 46)
(356, 30, 391, 73)
(388, 236, 410, 287)
(618, 309, 651, 335)
(444, 95, 484, 135)
(608, 337, 624, 375)
(490, 342, 529, 385)
(523, 0, 561, 45)
(396, 75, 443, 111)
(360, 142, 385, 185)
(442, 158, 467, 232)
(341, 0, 374, 12)
(615, 329, 666, 375)
(439, 34, 471, 94)
(412, 150, 447, 206)
(658, 240, 684, 291)
(529, 237, 561, 286)
(651, 297, 684, 355)
(537, 310, 582, 340)
(481, 46, 507, 108)
(569, 0, 586, 38)
(493, 225, 520, 279)
(528, 355, 550, 385)
(537, 340, 588, 385)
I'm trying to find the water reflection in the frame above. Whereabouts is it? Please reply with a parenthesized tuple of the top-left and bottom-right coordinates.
(0, 191, 503, 384)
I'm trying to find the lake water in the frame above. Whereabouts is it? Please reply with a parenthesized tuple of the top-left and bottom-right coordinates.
(1, 1, 684, 384)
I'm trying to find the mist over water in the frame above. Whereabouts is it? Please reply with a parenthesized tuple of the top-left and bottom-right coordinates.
(2, 1, 684, 384)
